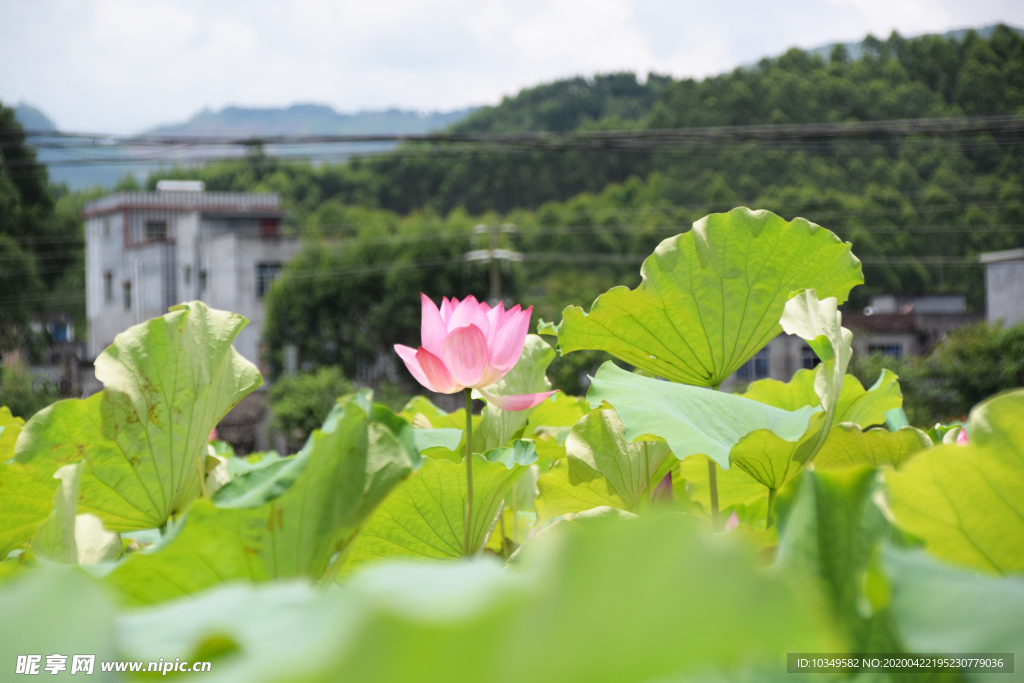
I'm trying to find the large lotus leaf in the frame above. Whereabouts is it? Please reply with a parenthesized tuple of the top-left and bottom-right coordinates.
(775, 468, 904, 653)
(211, 456, 299, 508)
(536, 409, 672, 521)
(553, 208, 862, 386)
(344, 442, 537, 570)
(105, 399, 419, 605)
(815, 425, 932, 472)
(737, 369, 819, 411)
(888, 389, 1024, 575)
(0, 406, 23, 459)
(587, 362, 818, 469)
(835, 369, 903, 428)
(13, 302, 262, 532)
(29, 463, 81, 564)
(728, 414, 825, 491)
(112, 513, 833, 683)
(885, 546, 1024, 680)
(473, 335, 555, 451)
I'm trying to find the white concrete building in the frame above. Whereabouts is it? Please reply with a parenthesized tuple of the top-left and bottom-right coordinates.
(83, 181, 298, 379)
(981, 248, 1024, 327)
(722, 293, 981, 389)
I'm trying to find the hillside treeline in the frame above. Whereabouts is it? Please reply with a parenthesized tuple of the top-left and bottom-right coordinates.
(6, 26, 1024, 402)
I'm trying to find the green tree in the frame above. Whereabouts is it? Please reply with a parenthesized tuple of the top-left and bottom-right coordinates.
(269, 367, 354, 451)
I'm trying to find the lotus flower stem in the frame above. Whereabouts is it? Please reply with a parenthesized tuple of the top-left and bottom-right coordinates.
(644, 442, 652, 506)
(511, 482, 518, 545)
(709, 384, 721, 530)
(464, 387, 474, 555)
(766, 487, 777, 530)
(499, 509, 508, 560)
(708, 459, 720, 531)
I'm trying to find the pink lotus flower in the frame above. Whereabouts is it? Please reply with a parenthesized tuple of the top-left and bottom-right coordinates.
(395, 294, 555, 411)
(957, 427, 969, 445)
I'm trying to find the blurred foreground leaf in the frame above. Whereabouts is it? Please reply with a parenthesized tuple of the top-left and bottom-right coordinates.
(888, 389, 1024, 575)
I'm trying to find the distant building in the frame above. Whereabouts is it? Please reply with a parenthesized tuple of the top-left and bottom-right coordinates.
(83, 181, 298, 390)
(980, 248, 1024, 327)
(723, 293, 982, 388)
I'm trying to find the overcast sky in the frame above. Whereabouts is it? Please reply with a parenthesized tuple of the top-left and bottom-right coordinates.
(2, 0, 1022, 134)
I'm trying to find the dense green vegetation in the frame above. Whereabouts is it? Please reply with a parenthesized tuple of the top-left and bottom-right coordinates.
(0, 104, 86, 347)
(269, 366, 354, 450)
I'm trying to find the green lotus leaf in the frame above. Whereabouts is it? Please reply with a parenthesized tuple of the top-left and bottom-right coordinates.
(553, 207, 862, 386)
(888, 389, 1024, 575)
(105, 397, 419, 604)
(100, 513, 835, 682)
(780, 291, 852, 420)
(885, 546, 1024, 660)
(727, 364, 901, 493)
(13, 302, 262, 533)
(737, 369, 820, 411)
(728, 415, 825, 491)
(835, 369, 903, 428)
(815, 425, 932, 471)
(587, 362, 818, 469)
(0, 406, 24, 460)
(344, 442, 537, 570)
(775, 468, 903, 652)
(740, 368, 902, 429)
(536, 409, 672, 521)
(0, 460, 58, 558)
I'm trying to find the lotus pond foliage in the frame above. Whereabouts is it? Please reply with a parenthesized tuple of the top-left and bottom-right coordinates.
(0, 208, 1022, 681)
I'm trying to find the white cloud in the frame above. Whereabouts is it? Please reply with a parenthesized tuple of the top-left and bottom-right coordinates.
(1, 0, 1022, 132)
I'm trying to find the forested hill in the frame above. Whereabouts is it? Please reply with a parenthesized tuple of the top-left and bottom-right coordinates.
(449, 72, 672, 133)
(145, 24, 1024, 318)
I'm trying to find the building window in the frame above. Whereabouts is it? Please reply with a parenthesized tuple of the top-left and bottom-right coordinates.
(869, 344, 903, 358)
(184, 265, 192, 287)
(260, 219, 279, 237)
(103, 271, 113, 303)
(736, 347, 770, 381)
(48, 322, 72, 343)
(256, 262, 283, 298)
(199, 269, 208, 292)
(123, 281, 132, 310)
(145, 220, 168, 241)
(102, 217, 111, 238)
(802, 345, 821, 370)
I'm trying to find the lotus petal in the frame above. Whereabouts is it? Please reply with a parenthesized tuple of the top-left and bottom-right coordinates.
(417, 347, 463, 394)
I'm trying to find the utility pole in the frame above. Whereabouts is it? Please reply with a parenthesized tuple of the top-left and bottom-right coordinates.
(464, 224, 522, 305)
